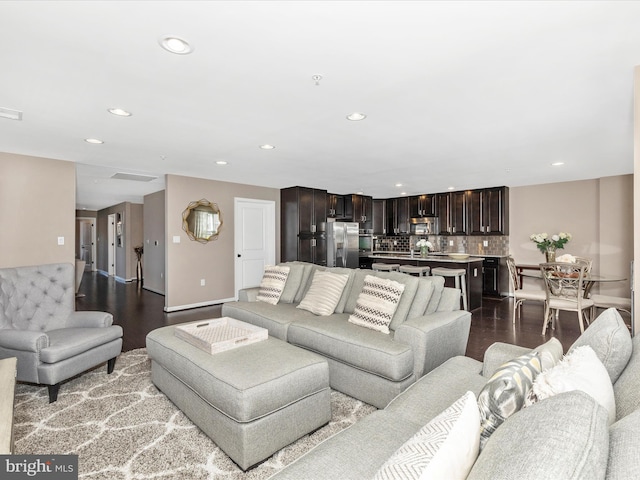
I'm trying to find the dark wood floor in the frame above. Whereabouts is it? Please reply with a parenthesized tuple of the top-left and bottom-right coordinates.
(76, 271, 598, 361)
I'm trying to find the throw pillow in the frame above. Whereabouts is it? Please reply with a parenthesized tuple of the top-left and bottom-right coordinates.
(277, 263, 305, 304)
(569, 307, 632, 384)
(348, 275, 405, 334)
(534, 337, 564, 371)
(296, 270, 349, 316)
(255, 265, 290, 305)
(373, 391, 480, 480)
(477, 351, 542, 449)
(525, 345, 616, 425)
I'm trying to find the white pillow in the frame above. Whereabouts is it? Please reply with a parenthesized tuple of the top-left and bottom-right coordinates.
(256, 265, 290, 305)
(525, 345, 616, 425)
(348, 275, 405, 334)
(296, 270, 349, 316)
(373, 391, 480, 480)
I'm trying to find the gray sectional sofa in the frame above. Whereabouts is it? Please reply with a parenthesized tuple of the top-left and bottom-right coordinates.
(221, 262, 471, 408)
(270, 308, 640, 480)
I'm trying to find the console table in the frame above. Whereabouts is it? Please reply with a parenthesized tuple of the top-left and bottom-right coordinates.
(0, 357, 17, 454)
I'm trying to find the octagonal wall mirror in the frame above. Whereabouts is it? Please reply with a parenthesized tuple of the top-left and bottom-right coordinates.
(182, 199, 223, 243)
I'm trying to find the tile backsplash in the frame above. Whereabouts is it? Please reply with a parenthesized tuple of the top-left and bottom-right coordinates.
(374, 235, 509, 256)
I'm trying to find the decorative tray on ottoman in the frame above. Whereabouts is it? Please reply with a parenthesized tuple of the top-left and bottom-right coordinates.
(174, 317, 268, 355)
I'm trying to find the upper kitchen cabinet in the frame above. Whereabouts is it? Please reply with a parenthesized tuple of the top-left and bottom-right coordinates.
(385, 197, 410, 235)
(345, 194, 373, 231)
(469, 186, 509, 235)
(436, 191, 468, 235)
(280, 186, 327, 263)
(327, 193, 346, 219)
(372, 199, 386, 235)
(409, 194, 436, 217)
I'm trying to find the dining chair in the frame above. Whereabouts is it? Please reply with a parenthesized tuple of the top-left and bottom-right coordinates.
(539, 262, 595, 335)
(506, 256, 547, 324)
(573, 256, 593, 273)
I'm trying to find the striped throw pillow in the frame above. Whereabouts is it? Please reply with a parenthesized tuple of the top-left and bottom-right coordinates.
(373, 391, 480, 480)
(348, 275, 405, 334)
(478, 351, 542, 449)
(296, 270, 349, 316)
(256, 265, 290, 305)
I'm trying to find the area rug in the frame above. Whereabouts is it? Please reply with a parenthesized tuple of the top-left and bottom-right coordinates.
(13, 349, 376, 479)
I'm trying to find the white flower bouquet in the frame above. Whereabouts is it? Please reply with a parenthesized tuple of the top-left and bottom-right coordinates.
(530, 232, 572, 253)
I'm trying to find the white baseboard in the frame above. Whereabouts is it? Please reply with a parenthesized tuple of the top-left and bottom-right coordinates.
(164, 297, 235, 312)
(143, 285, 165, 296)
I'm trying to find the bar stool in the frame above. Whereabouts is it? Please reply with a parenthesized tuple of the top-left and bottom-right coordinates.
(431, 267, 468, 310)
(399, 265, 431, 277)
(371, 263, 400, 272)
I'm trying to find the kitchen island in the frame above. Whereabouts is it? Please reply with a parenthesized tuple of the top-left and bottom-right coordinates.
(363, 252, 484, 310)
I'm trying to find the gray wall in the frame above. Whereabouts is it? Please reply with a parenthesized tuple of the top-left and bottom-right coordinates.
(143, 190, 166, 294)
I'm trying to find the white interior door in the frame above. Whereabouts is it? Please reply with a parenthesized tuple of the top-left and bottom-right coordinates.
(108, 214, 116, 276)
(234, 198, 276, 298)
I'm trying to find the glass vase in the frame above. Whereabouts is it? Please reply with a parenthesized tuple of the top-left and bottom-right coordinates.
(420, 246, 429, 258)
(545, 246, 556, 263)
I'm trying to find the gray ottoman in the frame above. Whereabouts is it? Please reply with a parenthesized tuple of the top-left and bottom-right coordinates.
(146, 324, 331, 470)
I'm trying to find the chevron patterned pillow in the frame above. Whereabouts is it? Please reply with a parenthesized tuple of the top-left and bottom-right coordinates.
(256, 265, 290, 305)
(478, 351, 542, 449)
(373, 391, 480, 480)
(348, 275, 405, 334)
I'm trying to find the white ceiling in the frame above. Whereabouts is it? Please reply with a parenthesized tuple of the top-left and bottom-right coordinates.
(1, 1, 638, 210)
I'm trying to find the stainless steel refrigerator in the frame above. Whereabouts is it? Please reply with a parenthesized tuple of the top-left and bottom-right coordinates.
(326, 221, 359, 268)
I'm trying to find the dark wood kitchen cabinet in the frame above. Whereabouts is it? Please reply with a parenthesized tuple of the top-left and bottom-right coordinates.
(327, 193, 346, 219)
(297, 235, 327, 266)
(372, 199, 386, 235)
(409, 194, 436, 217)
(345, 194, 373, 231)
(469, 186, 509, 235)
(281, 186, 327, 264)
(436, 191, 468, 235)
(385, 197, 410, 235)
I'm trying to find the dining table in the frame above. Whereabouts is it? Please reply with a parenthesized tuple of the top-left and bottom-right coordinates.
(517, 265, 627, 298)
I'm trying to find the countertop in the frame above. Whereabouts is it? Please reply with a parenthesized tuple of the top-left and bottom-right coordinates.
(368, 251, 485, 264)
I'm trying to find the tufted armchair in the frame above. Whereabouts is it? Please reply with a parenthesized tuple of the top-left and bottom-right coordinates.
(0, 263, 123, 402)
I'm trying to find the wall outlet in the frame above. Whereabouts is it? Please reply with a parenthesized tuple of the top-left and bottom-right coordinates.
(393, 240, 397, 246)
(474, 268, 478, 276)
(200, 279, 206, 286)
(57, 236, 65, 245)
(173, 236, 181, 243)
(449, 240, 454, 246)
(483, 240, 489, 247)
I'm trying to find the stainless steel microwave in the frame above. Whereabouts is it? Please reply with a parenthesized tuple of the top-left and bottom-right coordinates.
(410, 218, 437, 235)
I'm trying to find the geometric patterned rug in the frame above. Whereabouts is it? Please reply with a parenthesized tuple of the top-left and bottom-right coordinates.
(13, 349, 376, 479)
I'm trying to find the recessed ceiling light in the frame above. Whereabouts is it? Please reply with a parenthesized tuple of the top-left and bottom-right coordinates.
(400, 192, 407, 196)
(260, 144, 275, 150)
(447, 186, 455, 191)
(551, 162, 565, 166)
(215, 160, 228, 165)
(159, 35, 194, 55)
(395, 183, 403, 187)
(85, 138, 104, 144)
(346, 112, 366, 121)
(356, 191, 364, 195)
(108, 108, 132, 117)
